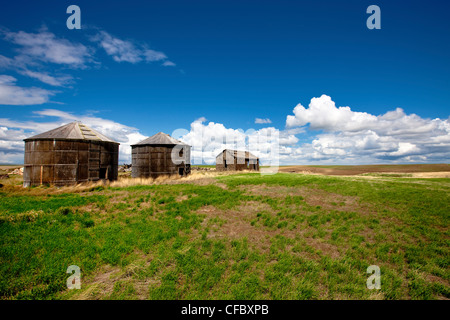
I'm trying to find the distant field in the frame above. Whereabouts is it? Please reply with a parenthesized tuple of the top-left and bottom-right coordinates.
(3, 163, 449, 175)
(0, 168, 449, 300)
(0, 165, 22, 172)
(191, 165, 215, 168)
(279, 164, 450, 176)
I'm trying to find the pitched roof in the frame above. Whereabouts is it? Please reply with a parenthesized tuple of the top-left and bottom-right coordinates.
(132, 132, 189, 146)
(216, 149, 259, 160)
(24, 122, 118, 143)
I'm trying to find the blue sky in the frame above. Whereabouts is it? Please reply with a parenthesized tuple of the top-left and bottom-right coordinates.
(0, 0, 449, 164)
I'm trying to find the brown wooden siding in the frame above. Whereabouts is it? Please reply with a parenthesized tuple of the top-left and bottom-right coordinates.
(131, 145, 191, 178)
(23, 139, 119, 187)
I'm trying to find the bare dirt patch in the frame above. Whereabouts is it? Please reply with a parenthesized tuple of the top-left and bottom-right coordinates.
(67, 254, 158, 300)
(425, 273, 450, 288)
(196, 203, 282, 252)
(239, 184, 375, 215)
(176, 194, 189, 202)
(195, 202, 344, 258)
(411, 172, 450, 178)
(303, 238, 342, 259)
(197, 203, 275, 247)
(71, 265, 122, 300)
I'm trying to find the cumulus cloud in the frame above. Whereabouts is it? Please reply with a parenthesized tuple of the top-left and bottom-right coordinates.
(91, 31, 174, 66)
(0, 109, 146, 164)
(178, 119, 280, 166)
(179, 121, 245, 164)
(174, 92, 449, 167)
(0, 75, 55, 105)
(194, 117, 207, 123)
(255, 118, 272, 124)
(285, 95, 450, 163)
(0, 126, 27, 152)
(286, 95, 378, 131)
(279, 132, 299, 146)
(0, 126, 32, 163)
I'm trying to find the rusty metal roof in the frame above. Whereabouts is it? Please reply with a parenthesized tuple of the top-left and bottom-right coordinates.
(24, 121, 119, 143)
(216, 149, 259, 160)
(132, 132, 189, 146)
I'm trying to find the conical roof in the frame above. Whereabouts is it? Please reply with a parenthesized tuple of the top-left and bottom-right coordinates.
(24, 121, 118, 143)
(132, 132, 188, 146)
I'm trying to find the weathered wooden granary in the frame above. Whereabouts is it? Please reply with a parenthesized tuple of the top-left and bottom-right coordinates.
(131, 132, 191, 178)
(23, 122, 119, 187)
(215, 149, 259, 171)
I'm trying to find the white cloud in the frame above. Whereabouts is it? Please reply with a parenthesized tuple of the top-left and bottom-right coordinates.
(390, 142, 421, 157)
(284, 95, 450, 163)
(0, 151, 23, 164)
(0, 27, 176, 106)
(92, 31, 142, 63)
(279, 132, 299, 146)
(180, 121, 245, 164)
(0, 53, 73, 87)
(0, 126, 28, 163)
(0, 28, 89, 90)
(255, 118, 272, 124)
(0, 75, 18, 85)
(17, 70, 72, 87)
(91, 31, 174, 66)
(162, 60, 176, 67)
(3, 29, 92, 67)
(0, 75, 55, 105)
(144, 49, 167, 62)
(194, 116, 207, 123)
(0, 55, 14, 68)
(173, 94, 450, 166)
(179, 120, 280, 166)
(286, 94, 378, 131)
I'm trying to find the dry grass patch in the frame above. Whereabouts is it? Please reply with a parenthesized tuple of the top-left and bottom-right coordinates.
(239, 184, 376, 215)
(196, 203, 279, 252)
(194, 201, 345, 259)
(303, 238, 342, 259)
(66, 253, 158, 300)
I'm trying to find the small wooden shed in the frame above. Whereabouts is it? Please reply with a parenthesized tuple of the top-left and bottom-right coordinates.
(215, 149, 259, 171)
(23, 121, 119, 187)
(131, 132, 191, 178)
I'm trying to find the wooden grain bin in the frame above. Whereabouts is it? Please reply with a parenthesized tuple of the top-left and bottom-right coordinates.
(215, 149, 259, 171)
(23, 122, 119, 187)
(131, 132, 191, 178)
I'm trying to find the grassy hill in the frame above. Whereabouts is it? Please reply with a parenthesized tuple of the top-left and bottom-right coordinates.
(0, 172, 449, 300)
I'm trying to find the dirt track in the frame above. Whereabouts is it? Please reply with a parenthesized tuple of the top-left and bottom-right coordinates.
(278, 164, 450, 177)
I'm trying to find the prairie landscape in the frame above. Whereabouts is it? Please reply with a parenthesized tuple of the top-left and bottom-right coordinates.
(0, 164, 449, 300)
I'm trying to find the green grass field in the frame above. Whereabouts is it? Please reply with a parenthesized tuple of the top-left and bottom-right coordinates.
(0, 172, 449, 300)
